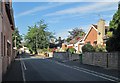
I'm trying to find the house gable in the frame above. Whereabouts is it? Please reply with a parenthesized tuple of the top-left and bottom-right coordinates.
(83, 26, 97, 45)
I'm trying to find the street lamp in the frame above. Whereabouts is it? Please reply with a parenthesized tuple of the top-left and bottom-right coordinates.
(14, 36, 17, 50)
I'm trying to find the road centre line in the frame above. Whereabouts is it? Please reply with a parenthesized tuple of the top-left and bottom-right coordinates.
(20, 56, 26, 82)
(47, 59, 117, 82)
(21, 61, 27, 70)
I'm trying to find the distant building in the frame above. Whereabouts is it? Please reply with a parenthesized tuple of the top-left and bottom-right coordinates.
(0, 0, 15, 82)
(19, 46, 30, 54)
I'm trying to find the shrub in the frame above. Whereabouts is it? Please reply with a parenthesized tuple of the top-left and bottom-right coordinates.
(68, 48, 76, 54)
(82, 43, 95, 52)
(94, 45, 106, 52)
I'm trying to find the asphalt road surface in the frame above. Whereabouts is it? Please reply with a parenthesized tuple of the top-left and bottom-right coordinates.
(3, 53, 119, 83)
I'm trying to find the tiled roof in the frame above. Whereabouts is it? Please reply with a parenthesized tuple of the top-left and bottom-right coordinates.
(69, 36, 84, 44)
(92, 24, 109, 29)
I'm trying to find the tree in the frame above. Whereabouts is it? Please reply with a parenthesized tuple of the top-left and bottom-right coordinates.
(12, 27, 22, 49)
(25, 26, 38, 53)
(25, 20, 54, 54)
(66, 28, 85, 42)
(106, 3, 120, 52)
(68, 28, 85, 38)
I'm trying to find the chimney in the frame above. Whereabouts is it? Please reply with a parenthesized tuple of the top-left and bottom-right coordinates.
(97, 19, 105, 45)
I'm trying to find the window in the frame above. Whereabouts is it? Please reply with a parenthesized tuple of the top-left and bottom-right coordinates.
(105, 29, 108, 35)
(0, 0, 3, 14)
(4, 35, 5, 56)
(1, 32, 3, 56)
(0, 0, 1, 13)
(7, 42, 11, 56)
(93, 41, 97, 45)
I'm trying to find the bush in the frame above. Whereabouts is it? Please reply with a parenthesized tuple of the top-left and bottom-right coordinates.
(94, 45, 106, 52)
(82, 43, 95, 52)
(68, 48, 76, 54)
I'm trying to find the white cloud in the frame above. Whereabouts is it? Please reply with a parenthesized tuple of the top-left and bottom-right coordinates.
(55, 31, 68, 39)
(45, 2, 117, 16)
(55, 28, 73, 39)
(47, 20, 60, 24)
(16, 3, 71, 17)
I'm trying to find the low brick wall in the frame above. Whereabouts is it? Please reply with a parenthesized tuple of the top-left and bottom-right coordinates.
(53, 52, 69, 61)
(82, 52, 119, 70)
(69, 54, 80, 61)
(107, 52, 119, 69)
(53, 52, 80, 61)
(93, 53, 107, 68)
(82, 52, 93, 65)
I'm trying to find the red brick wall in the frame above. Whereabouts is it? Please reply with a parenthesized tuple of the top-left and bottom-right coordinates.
(1, 2, 14, 74)
(84, 27, 97, 45)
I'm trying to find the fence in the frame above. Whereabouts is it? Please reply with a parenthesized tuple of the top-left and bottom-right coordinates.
(82, 52, 119, 70)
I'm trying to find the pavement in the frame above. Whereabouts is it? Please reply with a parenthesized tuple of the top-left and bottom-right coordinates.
(2, 55, 23, 82)
(2, 53, 120, 83)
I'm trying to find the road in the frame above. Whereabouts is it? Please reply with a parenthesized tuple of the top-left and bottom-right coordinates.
(3, 53, 119, 82)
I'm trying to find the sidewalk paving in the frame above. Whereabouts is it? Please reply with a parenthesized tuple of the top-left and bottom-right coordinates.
(49, 58, 120, 80)
(2, 56, 23, 82)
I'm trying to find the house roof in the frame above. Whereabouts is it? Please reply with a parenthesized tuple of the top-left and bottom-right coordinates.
(92, 24, 109, 29)
(69, 36, 84, 44)
(83, 24, 109, 41)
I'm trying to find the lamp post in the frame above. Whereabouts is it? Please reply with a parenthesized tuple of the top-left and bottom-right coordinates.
(14, 36, 17, 50)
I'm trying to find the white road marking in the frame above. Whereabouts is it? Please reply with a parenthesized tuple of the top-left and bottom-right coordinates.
(20, 56, 26, 83)
(47, 59, 118, 82)
(73, 66, 119, 81)
(22, 61, 27, 70)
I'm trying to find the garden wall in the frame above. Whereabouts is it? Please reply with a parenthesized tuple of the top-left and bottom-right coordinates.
(53, 52, 69, 61)
(82, 52, 119, 70)
(53, 52, 80, 61)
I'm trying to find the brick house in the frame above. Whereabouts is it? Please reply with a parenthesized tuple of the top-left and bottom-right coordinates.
(0, 0, 15, 82)
(66, 19, 109, 53)
(83, 19, 109, 46)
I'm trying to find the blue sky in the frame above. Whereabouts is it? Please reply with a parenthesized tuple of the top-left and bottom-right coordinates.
(12, 2, 118, 39)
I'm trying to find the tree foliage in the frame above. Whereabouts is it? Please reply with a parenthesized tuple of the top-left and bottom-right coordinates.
(66, 28, 85, 42)
(94, 45, 106, 52)
(68, 48, 76, 54)
(106, 3, 120, 52)
(25, 20, 54, 54)
(12, 27, 22, 49)
(68, 28, 85, 38)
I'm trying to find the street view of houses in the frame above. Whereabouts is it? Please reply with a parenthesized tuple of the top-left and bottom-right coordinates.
(0, 0, 120, 83)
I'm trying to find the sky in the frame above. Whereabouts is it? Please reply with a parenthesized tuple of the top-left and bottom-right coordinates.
(12, 1, 118, 39)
